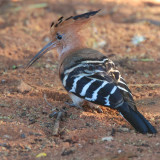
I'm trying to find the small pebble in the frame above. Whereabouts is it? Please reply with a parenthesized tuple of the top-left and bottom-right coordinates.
(21, 133, 26, 139)
(45, 64, 51, 68)
(0, 143, 11, 149)
(118, 149, 122, 153)
(61, 148, 75, 156)
(86, 122, 91, 126)
(3, 135, 12, 139)
(97, 40, 107, 48)
(0, 41, 5, 48)
(43, 37, 50, 43)
(119, 127, 129, 132)
(132, 35, 146, 45)
(1, 79, 6, 84)
(21, 112, 26, 117)
(102, 136, 113, 142)
(29, 118, 37, 124)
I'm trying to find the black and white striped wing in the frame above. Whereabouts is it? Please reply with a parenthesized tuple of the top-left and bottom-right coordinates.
(61, 59, 136, 110)
(110, 71, 136, 110)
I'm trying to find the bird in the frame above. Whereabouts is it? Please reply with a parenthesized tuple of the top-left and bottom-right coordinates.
(26, 10, 157, 134)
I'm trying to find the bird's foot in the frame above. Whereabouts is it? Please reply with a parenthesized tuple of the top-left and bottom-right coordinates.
(49, 107, 66, 119)
(92, 105, 103, 113)
(85, 102, 103, 113)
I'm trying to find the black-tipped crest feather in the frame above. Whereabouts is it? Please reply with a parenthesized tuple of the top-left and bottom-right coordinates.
(53, 9, 100, 28)
(50, 22, 54, 27)
(72, 9, 100, 20)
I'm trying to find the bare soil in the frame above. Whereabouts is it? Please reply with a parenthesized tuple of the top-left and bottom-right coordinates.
(0, 0, 160, 160)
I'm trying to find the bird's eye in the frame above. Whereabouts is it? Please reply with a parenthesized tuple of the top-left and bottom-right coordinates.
(56, 33, 62, 40)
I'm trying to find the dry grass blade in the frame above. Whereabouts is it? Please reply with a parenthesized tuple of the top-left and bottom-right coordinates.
(28, 3, 48, 9)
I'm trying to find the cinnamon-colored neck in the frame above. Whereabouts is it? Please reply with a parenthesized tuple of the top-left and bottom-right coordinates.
(57, 32, 86, 64)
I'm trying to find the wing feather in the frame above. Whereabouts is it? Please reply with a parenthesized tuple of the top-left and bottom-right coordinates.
(61, 58, 136, 110)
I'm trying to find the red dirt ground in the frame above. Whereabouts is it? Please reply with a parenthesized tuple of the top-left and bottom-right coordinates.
(0, 0, 160, 159)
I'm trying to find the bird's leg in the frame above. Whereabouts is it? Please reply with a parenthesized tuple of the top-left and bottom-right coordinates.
(66, 93, 84, 109)
(84, 101, 103, 113)
(65, 102, 83, 109)
(67, 93, 103, 112)
(43, 94, 66, 119)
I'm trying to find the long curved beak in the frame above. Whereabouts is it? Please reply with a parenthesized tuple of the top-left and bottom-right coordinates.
(26, 41, 56, 69)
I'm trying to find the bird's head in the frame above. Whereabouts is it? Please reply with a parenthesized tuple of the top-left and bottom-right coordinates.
(26, 10, 100, 68)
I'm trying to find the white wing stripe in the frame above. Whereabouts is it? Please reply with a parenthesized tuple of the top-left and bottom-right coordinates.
(105, 86, 117, 106)
(118, 80, 127, 85)
(90, 81, 108, 101)
(110, 86, 117, 94)
(105, 95, 110, 106)
(81, 58, 108, 64)
(64, 58, 108, 75)
(118, 86, 129, 93)
(63, 74, 68, 87)
(64, 63, 85, 74)
(80, 79, 96, 96)
(69, 76, 84, 93)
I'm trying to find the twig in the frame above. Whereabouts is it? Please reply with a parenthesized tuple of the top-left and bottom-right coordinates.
(43, 93, 63, 135)
(52, 111, 63, 136)
(43, 94, 56, 109)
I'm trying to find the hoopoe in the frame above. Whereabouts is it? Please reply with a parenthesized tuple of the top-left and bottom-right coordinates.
(26, 10, 157, 134)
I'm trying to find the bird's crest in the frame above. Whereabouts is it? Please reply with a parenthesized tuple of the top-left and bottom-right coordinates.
(50, 10, 100, 30)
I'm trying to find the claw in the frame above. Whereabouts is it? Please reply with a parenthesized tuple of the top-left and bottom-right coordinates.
(85, 102, 103, 113)
(93, 106, 103, 113)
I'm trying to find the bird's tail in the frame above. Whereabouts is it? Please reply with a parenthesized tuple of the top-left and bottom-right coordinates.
(117, 102, 157, 134)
